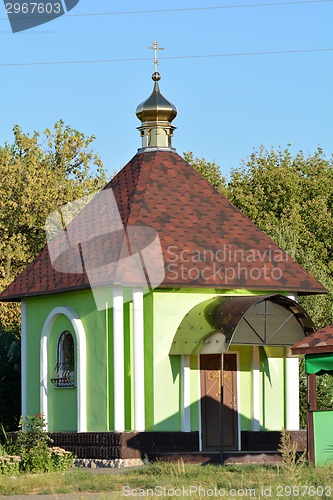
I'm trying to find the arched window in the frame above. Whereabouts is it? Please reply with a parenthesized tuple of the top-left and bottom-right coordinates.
(51, 331, 75, 388)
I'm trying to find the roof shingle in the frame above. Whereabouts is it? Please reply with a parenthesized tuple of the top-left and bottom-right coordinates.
(291, 325, 333, 354)
(0, 150, 326, 301)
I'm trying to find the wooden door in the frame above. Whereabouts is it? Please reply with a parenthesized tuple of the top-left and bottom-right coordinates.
(200, 353, 238, 451)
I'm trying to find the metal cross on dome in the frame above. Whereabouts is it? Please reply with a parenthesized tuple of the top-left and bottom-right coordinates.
(148, 41, 165, 73)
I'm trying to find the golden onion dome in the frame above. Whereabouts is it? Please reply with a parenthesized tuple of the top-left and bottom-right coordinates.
(136, 72, 177, 124)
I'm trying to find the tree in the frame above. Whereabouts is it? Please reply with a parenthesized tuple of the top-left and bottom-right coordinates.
(0, 121, 107, 336)
(226, 145, 333, 328)
(183, 151, 227, 195)
(186, 146, 333, 426)
(0, 331, 20, 430)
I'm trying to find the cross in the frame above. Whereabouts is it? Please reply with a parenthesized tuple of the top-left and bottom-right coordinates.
(147, 41, 165, 73)
(207, 370, 221, 397)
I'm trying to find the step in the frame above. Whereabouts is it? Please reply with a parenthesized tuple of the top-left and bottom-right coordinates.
(148, 451, 283, 465)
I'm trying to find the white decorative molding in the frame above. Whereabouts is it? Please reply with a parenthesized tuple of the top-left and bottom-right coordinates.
(40, 306, 87, 432)
(285, 352, 300, 430)
(21, 301, 28, 420)
(285, 294, 300, 430)
(180, 355, 191, 432)
(133, 288, 145, 431)
(112, 287, 125, 432)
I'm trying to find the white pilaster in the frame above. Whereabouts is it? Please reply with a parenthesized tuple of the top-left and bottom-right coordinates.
(113, 287, 125, 432)
(21, 301, 28, 420)
(40, 333, 48, 428)
(285, 353, 300, 430)
(40, 307, 87, 432)
(251, 346, 261, 431)
(180, 355, 191, 432)
(133, 288, 145, 431)
(285, 295, 300, 431)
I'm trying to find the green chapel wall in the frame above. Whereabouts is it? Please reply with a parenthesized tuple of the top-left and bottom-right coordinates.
(143, 293, 154, 430)
(25, 289, 110, 431)
(230, 345, 252, 431)
(189, 355, 199, 432)
(48, 315, 77, 431)
(24, 286, 291, 433)
(151, 289, 274, 432)
(24, 300, 43, 419)
(261, 348, 285, 431)
(123, 301, 132, 431)
(152, 289, 219, 431)
(151, 289, 289, 433)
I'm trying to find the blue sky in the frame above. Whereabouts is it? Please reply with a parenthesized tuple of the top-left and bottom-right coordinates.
(0, 0, 332, 178)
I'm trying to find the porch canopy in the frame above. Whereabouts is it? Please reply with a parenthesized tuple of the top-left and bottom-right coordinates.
(291, 324, 333, 465)
(292, 324, 333, 375)
(305, 354, 333, 375)
(170, 294, 315, 355)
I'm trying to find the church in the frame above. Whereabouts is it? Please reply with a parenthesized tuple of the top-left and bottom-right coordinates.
(0, 46, 326, 461)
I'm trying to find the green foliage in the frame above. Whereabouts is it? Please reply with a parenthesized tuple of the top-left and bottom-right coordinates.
(1, 415, 74, 474)
(183, 151, 227, 195)
(299, 359, 307, 429)
(185, 146, 333, 416)
(185, 145, 333, 328)
(278, 430, 306, 481)
(0, 454, 21, 476)
(2, 462, 333, 497)
(15, 415, 72, 472)
(295, 358, 333, 429)
(0, 121, 107, 335)
(0, 332, 20, 431)
(226, 145, 333, 328)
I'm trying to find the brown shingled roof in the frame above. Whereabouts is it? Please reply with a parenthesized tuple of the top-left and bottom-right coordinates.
(291, 325, 333, 355)
(0, 150, 327, 301)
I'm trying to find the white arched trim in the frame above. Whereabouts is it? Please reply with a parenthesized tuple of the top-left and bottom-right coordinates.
(40, 306, 87, 432)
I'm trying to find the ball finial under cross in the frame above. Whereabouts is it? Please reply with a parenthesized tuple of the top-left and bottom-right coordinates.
(152, 72, 161, 82)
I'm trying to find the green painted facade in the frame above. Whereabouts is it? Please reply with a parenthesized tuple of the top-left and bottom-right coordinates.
(24, 287, 293, 434)
(313, 411, 333, 464)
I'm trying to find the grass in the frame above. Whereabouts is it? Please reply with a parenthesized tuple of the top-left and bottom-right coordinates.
(0, 462, 333, 498)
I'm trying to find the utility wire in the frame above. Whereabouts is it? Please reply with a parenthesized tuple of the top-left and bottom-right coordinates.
(66, 0, 333, 17)
(0, 0, 332, 20)
(0, 48, 332, 67)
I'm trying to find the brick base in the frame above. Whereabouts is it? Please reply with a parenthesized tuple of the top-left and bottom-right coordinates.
(49, 431, 200, 459)
(8, 430, 306, 460)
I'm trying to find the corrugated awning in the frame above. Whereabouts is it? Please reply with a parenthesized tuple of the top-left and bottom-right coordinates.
(305, 353, 333, 375)
(170, 294, 315, 355)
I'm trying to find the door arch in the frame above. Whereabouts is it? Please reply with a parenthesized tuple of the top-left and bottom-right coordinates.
(40, 306, 87, 432)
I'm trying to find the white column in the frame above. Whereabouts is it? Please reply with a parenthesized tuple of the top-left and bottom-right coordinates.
(198, 355, 202, 451)
(113, 286, 125, 432)
(251, 346, 261, 431)
(285, 295, 300, 431)
(180, 355, 191, 432)
(285, 352, 300, 430)
(40, 333, 48, 429)
(21, 301, 28, 420)
(133, 287, 145, 431)
(74, 316, 87, 433)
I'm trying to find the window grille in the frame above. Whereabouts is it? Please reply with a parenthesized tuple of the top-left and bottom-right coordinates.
(50, 330, 75, 388)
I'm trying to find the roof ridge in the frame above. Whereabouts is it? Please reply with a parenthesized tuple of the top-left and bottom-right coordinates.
(124, 151, 157, 227)
(104, 151, 157, 229)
